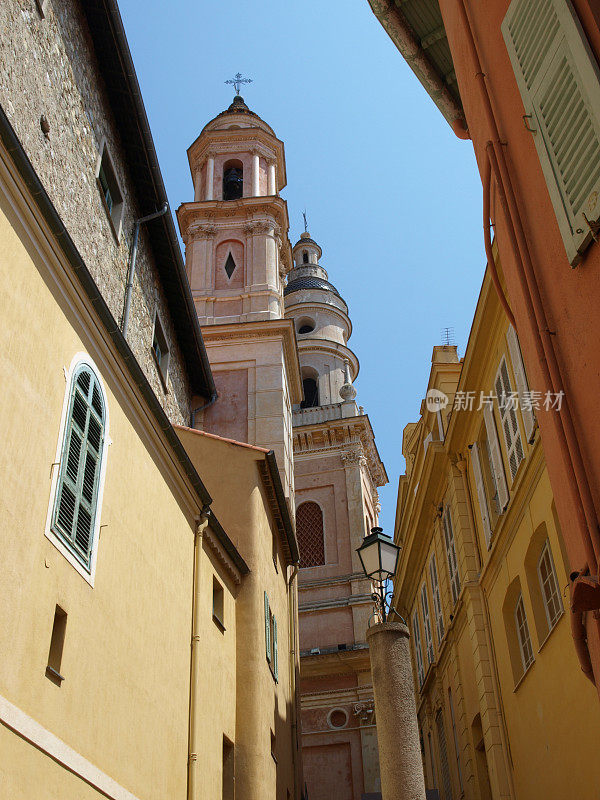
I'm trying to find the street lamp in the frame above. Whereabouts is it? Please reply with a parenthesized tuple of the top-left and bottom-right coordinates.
(357, 527, 427, 800)
(356, 527, 401, 623)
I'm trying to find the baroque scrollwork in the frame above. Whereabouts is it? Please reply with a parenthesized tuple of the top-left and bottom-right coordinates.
(353, 699, 375, 724)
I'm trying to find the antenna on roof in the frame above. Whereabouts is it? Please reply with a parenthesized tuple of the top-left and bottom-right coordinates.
(442, 327, 455, 347)
(303, 209, 308, 233)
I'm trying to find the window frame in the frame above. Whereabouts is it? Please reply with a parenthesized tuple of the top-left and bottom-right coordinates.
(412, 608, 426, 687)
(429, 553, 445, 645)
(95, 140, 124, 241)
(151, 308, 170, 390)
(442, 507, 461, 606)
(420, 581, 435, 665)
(515, 593, 535, 673)
(538, 539, 563, 630)
(45, 353, 109, 586)
(495, 357, 525, 482)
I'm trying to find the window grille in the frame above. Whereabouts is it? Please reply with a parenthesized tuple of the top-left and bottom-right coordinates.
(296, 502, 325, 567)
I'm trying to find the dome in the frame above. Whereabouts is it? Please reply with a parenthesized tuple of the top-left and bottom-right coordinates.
(200, 96, 276, 136)
(284, 276, 342, 298)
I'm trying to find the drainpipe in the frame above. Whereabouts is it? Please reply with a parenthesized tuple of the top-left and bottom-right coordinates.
(121, 202, 168, 339)
(188, 507, 211, 800)
(482, 158, 516, 330)
(190, 391, 218, 429)
(288, 563, 301, 800)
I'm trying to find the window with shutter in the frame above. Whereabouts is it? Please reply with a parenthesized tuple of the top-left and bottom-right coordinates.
(506, 325, 536, 442)
(51, 362, 106, 572)
(421, 582, 435, 664)
(443, 508, 461, 606)
(538, 539, 563, 629)
(502, 0, 600, 264)
(273, 616, 278, 683)
(412, 609, 426, 687)
(429, 553, 445, 644)
(483, 403, 510, 510)
(495, 358, 525, 481)
(436, 709, 454, 800)
(515, 593, 535, 672)
(470, 442, 493, 549)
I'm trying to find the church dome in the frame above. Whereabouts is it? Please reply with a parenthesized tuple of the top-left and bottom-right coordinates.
(200, 95, 276, 136)
(284, 276, 342, 298)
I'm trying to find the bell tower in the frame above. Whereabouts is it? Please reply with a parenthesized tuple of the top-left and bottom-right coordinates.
(178, 94, 301, 500)
(285, 231, 387, 800)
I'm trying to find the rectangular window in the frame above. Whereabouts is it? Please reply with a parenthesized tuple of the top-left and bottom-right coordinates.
(152, 311, 170, 388)
(264, 592, 278, 682)
(429, 553, 445, 644)
(495, 358, 525, 481)
(515, 593, 535, 672)
(506, 325, 536, 442)
(443, 507, 461, 606)
(436, 709, 453, 800)
(213, 577, 225, 630)
(412, 609, 425, 687)
(502, 0, 600, 265)
(448, 687, 463, 794)
(96, 143, 124, 240)
(538, 539, 563, 629)
(420, 582, 434, 664)
(46, 606, 67, 685)
(483, 403, 509, 510)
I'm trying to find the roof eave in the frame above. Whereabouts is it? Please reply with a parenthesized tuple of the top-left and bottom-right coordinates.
(367, 0, 465, 130)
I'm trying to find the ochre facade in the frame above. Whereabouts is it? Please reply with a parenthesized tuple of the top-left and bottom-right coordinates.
(393, 262, 600, 800)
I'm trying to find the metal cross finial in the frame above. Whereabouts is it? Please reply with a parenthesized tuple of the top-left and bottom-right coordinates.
(303, 209, 308, 233)
(225, 72, 253, 96)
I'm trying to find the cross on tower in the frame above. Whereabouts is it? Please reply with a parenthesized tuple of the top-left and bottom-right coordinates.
(225, 72, 253, 96)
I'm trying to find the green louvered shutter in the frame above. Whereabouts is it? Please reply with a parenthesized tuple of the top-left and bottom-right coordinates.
(273, 616, 278, 683)
(502, 0, 600, 264)
(52, 365, 105, 569)
(264, 592, 271, 662)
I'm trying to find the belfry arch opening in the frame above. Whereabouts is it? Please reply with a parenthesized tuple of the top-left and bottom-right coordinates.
(300, 367, 319, 409)
(222, 159, 243, 201)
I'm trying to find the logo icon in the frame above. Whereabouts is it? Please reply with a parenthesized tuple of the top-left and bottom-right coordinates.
(426, 388, 449, 413)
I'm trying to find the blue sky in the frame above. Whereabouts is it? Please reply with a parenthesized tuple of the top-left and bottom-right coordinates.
(118, 0, 484, 534)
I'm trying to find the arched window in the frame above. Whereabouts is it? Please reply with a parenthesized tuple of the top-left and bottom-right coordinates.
(51, 361, 107, 572)
(301, 378, 319, 408)
(302, 250, 309, 264)
(223, 160, 243, 201)
(524, 524, 564, 641)
(296, 501, 325, 567)
(502, 576, 534, 683)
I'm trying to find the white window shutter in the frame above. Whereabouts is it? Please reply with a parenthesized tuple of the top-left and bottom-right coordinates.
(471, 443, 493, 548)
(502, 0, 600, 265)
(273, 616, 278, 682)
(483, 404, 509, 510)
(506, 325, 536, 442)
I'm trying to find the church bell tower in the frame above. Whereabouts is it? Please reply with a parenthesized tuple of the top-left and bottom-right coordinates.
(178, 93, 301, 500)
(285, 231, 387, 800)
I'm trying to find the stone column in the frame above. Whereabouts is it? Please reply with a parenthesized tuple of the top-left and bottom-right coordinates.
(252, 151, 260, 196)
(268, 161, 276, 195)
(205, 156, 214, 201)
(366, 621, 426, 800)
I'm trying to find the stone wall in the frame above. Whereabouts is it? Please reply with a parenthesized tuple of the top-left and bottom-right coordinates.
(0, 0, 192, 424)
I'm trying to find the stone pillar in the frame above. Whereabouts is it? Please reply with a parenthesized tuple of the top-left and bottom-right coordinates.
(252, 152, 260, 196)
(205, 156, 214, 201)
(268, 161, 276, 195)
(366, 621, 426, 800)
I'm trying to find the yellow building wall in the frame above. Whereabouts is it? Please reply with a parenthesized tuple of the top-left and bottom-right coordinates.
(0, 155, 234, 800)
